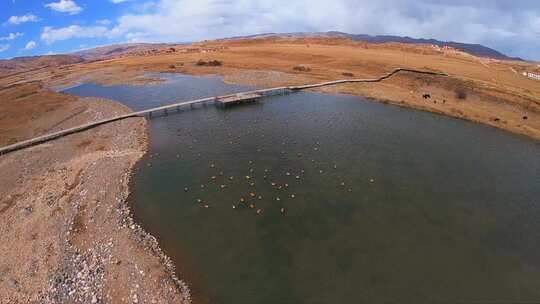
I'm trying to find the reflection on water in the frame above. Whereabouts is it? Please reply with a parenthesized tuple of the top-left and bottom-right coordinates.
(66, 74, 540, 304)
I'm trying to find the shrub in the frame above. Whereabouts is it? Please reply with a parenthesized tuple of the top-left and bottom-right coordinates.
(455, 87, 467, 100)
(342, 72, 354, 77)
(207, 60, 222, 66)
(168, 64, 176, 69)
(293, 65, 311, 72)
(196, 59, 222, 66)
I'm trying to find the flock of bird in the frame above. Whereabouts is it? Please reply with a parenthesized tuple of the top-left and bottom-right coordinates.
(144, 114, 377, 217)
(177, 136, 373, 217)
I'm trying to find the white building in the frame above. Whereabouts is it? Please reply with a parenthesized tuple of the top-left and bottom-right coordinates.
(524, 71, 540, 81)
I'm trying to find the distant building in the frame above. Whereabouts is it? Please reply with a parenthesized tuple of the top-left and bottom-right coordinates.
(524, 71, 540, 80)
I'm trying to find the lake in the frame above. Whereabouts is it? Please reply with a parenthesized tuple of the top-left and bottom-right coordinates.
(65, 73, 540, 304)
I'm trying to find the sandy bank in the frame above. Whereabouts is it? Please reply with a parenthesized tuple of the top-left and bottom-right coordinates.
(0, 90, 189, 303)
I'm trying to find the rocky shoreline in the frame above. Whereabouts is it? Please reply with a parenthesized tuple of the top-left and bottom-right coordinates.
(0, 94, 190, 303)
(41, 164, 192, 304)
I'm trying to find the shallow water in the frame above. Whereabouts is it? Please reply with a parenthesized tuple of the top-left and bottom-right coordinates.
(66, 74, 540, 304)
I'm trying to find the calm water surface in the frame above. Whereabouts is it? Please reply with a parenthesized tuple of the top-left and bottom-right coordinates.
(66, 74, 540, 304)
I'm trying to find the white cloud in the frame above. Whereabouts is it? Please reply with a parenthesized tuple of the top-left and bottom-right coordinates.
(7, 14, 40, 25)
(24, 41, 37, 50)
(41, 25, 111, 44)
(110, 0, 132, 3)
(0, 32, 24, 41)
(45, 0, 83, 15)
(0, 44, 10, 52)
(97, 19, 111, 25)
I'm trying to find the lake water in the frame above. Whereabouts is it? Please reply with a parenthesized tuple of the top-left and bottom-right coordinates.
(65, 74, 540, 304)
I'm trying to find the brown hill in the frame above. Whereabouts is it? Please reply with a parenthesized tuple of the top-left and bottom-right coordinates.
(226, 31, 523, 61)
(0, 54, 84, 77)
(74, 43, 184, 60)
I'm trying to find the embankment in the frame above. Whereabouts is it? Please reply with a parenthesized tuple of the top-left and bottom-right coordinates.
(0, 91, 190, 303)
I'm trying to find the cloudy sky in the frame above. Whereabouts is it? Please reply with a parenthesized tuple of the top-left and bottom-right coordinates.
(1, 0, 539, 60)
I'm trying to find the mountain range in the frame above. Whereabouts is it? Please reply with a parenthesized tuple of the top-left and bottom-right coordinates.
(0, 32, 523, 77)
(228, 31, 521, 61)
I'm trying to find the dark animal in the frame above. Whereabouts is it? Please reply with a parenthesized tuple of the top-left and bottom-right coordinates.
(422, 93, 431, 99)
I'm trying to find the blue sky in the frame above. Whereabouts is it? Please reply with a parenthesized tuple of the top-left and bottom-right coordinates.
(0, 0, 133, 58)
(1, 0, 540, 60)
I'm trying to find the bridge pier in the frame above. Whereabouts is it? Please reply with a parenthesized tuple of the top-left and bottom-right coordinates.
(215, 92, 263, 108)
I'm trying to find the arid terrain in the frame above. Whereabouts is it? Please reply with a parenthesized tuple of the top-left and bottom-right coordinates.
(2, 36, 539, 139)
(0, 36, 539, 303)
(0, 85, 190, 303)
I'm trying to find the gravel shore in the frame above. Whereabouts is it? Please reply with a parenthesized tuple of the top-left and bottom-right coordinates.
(0, 95, 190, 303)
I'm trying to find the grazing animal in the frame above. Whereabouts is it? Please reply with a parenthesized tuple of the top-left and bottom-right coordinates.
(422, 93, 431, 99)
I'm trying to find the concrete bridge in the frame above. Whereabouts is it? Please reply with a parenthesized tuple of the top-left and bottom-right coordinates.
(0, 68, 447, 155)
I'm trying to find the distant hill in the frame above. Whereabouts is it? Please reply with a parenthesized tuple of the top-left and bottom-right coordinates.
(0, 54, 84, 77)
(74, 43, 182, 60)
(0, 43, 181, 76)
(226, 31, 522, 61)
(0, 32, 523, 78)
(331, 32, 522, 61)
